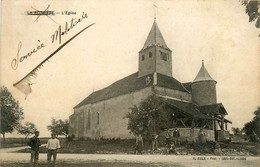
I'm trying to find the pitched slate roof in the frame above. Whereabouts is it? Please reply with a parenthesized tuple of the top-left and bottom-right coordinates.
(182, 82, 192, 93)
(142, 20, 169, 50)
(161, 97, 214, 120)
(159, 97, 231, 123)
(157, 73, 190, 92)
(200, 103, 228, 115)
(74, 72, 189, 109)
(194, 61, 216, 82)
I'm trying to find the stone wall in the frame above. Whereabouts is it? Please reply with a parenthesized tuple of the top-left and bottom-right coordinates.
(70, 87, 154, 139)
(165, 128, 215, 143)
(191, 81, 217, 106)
(138, 47, 156, 77)
(216, 130, 230, 141)
(155, 46, 172, 77)
(69, 114, 77, 137)
(138, 46, 172, 78)
(70, 86, 200, 140)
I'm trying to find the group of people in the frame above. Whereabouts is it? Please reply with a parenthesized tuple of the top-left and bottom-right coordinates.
(166, 127, 181, 146)
(165, 128, 180, 154)
(152, 127, 181, 152)
(135, 128, 181, 154)
(27, 131, 60, 167)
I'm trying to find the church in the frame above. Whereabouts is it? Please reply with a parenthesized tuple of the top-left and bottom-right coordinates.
(69, 20, 232, 142)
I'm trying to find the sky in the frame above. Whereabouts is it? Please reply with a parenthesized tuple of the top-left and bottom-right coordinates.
(1, 0, 259, 137)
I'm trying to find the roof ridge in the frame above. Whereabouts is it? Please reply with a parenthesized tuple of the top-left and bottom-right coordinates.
(74, 72, 192, 109)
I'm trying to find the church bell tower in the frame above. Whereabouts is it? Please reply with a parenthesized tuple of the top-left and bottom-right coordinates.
(138, 20, 172, 78)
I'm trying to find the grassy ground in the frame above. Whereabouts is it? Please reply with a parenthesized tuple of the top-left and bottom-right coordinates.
(0, 138, 48, 148)
(0, 138, 27, 148)
(220, 141, 260, 156)
(15, 138, 260, 156)
(176, 141, 259, 156)
(17, 138, 145, 154)
(0, 143, 26, 148)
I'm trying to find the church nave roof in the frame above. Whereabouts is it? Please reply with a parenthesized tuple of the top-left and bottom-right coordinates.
(74, 72, 189, 109)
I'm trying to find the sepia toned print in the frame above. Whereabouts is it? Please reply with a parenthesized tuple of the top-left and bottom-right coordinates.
(0, 0, 259, 166)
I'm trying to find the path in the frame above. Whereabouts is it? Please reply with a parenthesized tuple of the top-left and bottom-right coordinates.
(0, 146, 259, 167)
(0, 152, 259, 167)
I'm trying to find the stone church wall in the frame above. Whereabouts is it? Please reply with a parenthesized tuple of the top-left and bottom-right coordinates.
(70, 86, 193, 139)
(70, 87, 154, 139)
(69, 114, 78, 137)
(138, 47, 156, 77)
(155, 46, 172, 77)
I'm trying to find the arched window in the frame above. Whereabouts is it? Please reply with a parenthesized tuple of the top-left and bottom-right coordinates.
(96, 112, 100, 125)
(149, 52, 152, 58)
(142, 55, 145, 61)
(87, 110, 91, 130)
(160, 51, 168, 61)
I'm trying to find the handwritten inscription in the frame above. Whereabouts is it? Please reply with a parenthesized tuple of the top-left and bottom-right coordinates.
(11, 12, 89, 70)
(11, 41, 46, 70)
(51, 12, 88, 44)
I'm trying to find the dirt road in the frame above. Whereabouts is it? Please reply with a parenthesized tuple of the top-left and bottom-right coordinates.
(0, 152, 259, 167)
(0, 145, 259, 167)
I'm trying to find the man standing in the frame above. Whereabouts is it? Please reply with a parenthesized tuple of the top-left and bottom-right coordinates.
(27, 131, 41, 167)
(46, 133, 60, 167)
(152, 132, 159, 151)
(135, 134, 143, 154)
(165, 129, 171, 147)
(173, 127, 180, 145)
(198, 128, 206, 144)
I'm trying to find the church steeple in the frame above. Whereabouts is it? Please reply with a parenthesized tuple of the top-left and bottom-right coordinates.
(142, 20, 169, 50)
(138, 20, 172, 78)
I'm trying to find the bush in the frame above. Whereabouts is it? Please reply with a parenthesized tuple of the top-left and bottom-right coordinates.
(67, 134, 75, 141)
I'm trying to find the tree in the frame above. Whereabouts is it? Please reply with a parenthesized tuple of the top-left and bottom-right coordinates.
(17, 122, 37, 139)
(0, 86, 24, 141)
(243, 107, 260, 142)
(231, 127, 241, 135)
(47, 118, 69, 137)
(125, 95, 173, 140)
(241, 0, 260, 28)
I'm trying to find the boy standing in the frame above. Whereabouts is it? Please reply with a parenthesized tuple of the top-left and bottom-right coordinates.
(28, 131, 41, 167)
(46, 133, 60, 167)
(173, 127, 180, 145)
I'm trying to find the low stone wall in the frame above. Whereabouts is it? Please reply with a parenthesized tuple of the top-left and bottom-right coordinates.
(216, 130, 230, 141)
(167, 128, 215, 143)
